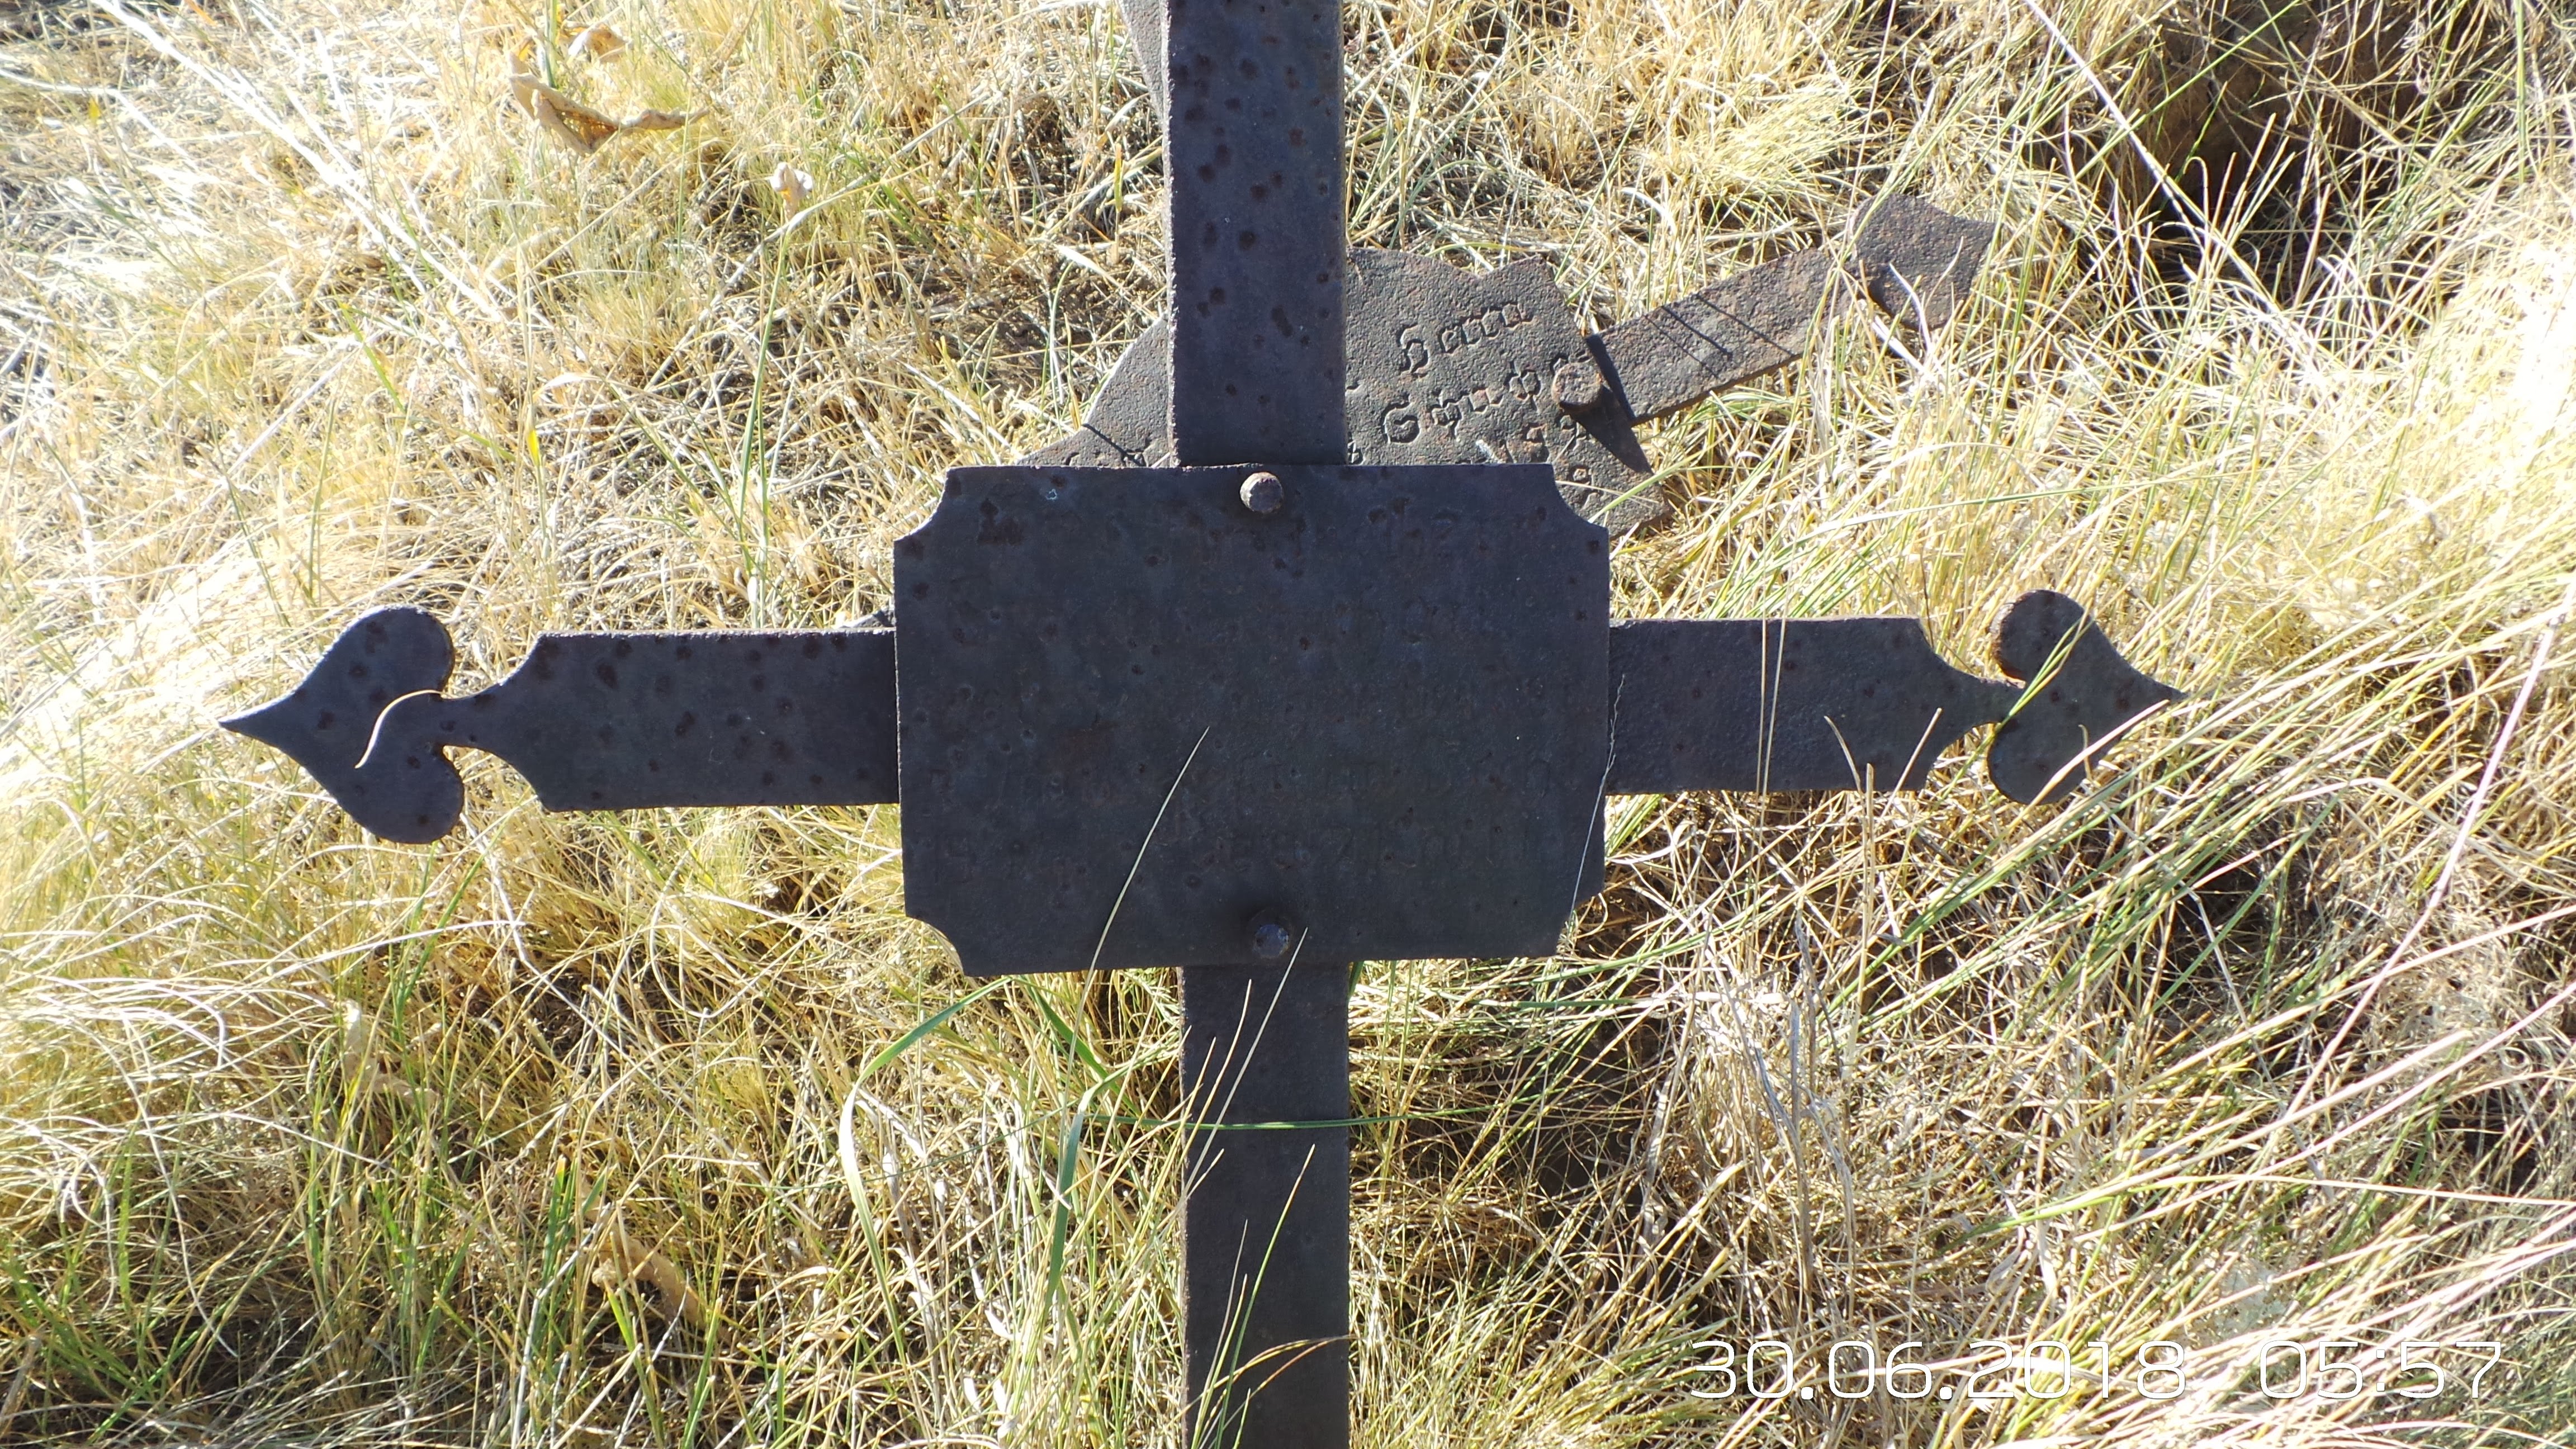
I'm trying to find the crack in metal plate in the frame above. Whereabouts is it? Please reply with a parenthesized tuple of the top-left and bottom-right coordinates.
(894, 462, 1610, 976)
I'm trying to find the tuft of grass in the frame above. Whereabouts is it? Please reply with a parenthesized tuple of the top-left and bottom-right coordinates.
(3, 0, 2575, 1443)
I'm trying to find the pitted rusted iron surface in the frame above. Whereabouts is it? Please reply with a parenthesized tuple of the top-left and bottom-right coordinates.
(222, 609, 895, 842)
(1025, 203, 1995, 533)
(893, 461, 1610, 977)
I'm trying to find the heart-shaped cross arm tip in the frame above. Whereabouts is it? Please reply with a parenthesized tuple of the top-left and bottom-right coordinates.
(222, 607, 901, 841)
(1987, 590, 2184, 805)
(220, 606, 462, 844)
(1601, 590, 2177, 803)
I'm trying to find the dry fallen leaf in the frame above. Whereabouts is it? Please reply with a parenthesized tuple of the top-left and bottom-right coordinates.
(768, 163, 813, 215)
(590, 1213, 711, 1329)
(564, 22, 627, 61)
(508, 71, 693, 155)
(508, 72, 613, 152)
(567, 1156, 713, 1333)
(337, 1002, 419, 1108)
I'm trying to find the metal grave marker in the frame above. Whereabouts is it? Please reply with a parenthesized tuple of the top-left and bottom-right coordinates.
(220, 2, 2179, 1443)
(1024, 198, 1997, 534)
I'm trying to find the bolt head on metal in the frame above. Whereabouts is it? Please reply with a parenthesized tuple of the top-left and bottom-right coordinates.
(1248, 912, 1294, 962)
(1552, 358, 1606, 415)
(1239, 471, 1284, 515)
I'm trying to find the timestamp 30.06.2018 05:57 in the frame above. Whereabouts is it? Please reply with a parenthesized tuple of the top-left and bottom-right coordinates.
(1679, 1337, 2507, 1404)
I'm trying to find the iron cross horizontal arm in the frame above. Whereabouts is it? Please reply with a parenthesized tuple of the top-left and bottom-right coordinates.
(222, 1, 2177, 1444)
(226, 589, 2170, 856)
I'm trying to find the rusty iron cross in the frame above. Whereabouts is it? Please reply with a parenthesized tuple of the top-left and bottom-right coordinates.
(224, 2, 2179, 1443)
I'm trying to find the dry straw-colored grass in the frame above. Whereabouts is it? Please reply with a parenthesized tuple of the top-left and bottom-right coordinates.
(3, 0, 2575, 1441)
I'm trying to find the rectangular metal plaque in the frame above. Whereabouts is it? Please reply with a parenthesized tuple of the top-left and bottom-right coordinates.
(894, 463, 1609, 975)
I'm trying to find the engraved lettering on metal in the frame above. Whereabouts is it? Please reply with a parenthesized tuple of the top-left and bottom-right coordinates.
(893, 462, 1609, 977)
(1045, 248, 1646, 496)
(1026, 205, 1992, 533)
(1341, 251, 1649, 523)
(222, 608, 896, 842)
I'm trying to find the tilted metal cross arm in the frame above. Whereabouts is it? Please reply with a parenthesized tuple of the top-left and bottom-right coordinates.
(1077, 0, 2001, 536)
(1020, 192, 2000, 533)
(222, 0, 2177, 1442)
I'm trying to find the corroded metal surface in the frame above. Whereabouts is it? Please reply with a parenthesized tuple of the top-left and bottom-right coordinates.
(221, 607, 463, 842)
(1018, 314, 1173, 469)
(1606, 615, 2015, 793)
(1123, 0, 1167, 120)
(1342, 250, 1651, 524)
(1022, 249, 1657, 525)
(1590, 249, 1842, 424)
(1855, 192, 1998, 332)
(221, 608, 896, 842)
(227, 589, 2176, 842)
(1163, 0, 1344, 464)
(217, 6, 2165, 1442)
(1181, 959, 1349, 1449)
(224, 589, 2177, 842)
(1987, 589, 2182, 803)
(1155, 9, 1356, 1449)
(1604, 591, 2176, 804)
(892, 461, 1609, 977)
(1025, 201, 1994, 533)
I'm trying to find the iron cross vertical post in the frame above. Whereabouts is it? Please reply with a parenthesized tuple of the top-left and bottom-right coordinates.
(1161, 0, 1352, 1444)
(218, 1, 2187, 1443)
